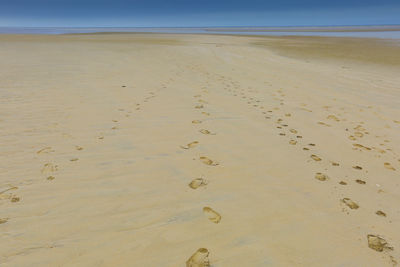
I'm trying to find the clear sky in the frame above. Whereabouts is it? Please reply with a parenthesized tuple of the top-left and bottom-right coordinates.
(1, 0, 400, 27)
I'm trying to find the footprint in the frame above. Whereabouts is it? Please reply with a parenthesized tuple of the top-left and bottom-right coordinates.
(331, 162, 340, 166)
(203, 207, 221, 223)
(181, 141, 199, 149)
(11, 196, 20, 203)
(41, 163, 58, 174)
(384, 162, 396, 171)
(339, 181, 347, 185)
(70, 158, 79, 162)
(315, 172, 329, 181)
(342, 198, 359, 209)
(354, 132, 364, 137)
(348, 136, 357, 141)
(37, 147, 54, 154)
(289, 129, 298, 134)
(318, 121, 331, 127)
(47, 176, 55, 181)
(355, 179, 366, 184)
(367, 235, 393, 252)
(201, 112, 210, 116)
(199, 157, 219, 166)
(192, 120, 202, 124)
(310, 155, 321, 161)
(353, 166, 363, 170)
(189, 178, 208, 189)
(327, 115, 340, 121)
(195, 105, 204, 109)
(376, 210, 387, 217)
(186, 248, 210, 267)
(199, 129, 215, 135)
(0, 218, 8, 224)
(289, 140, 297, 145)
(353, 144, 371, 151)
(75, 146, 83, 151)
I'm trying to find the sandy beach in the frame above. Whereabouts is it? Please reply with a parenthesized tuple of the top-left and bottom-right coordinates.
(1, 33, 400, 266)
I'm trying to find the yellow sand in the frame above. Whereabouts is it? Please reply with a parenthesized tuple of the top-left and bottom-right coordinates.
(0, 33, 400, 266)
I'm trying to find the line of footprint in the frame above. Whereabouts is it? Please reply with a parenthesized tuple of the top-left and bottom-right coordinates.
(185, 89, 221, 267)
(0, 82, 166, 227)
(194, 69, 398, 263)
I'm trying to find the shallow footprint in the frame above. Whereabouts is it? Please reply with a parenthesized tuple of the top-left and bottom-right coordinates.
(181, 141, 199, 149)
(310, 154, 321, 161)
(203, 207, 221, 223)
(200, 156, 219, 166)
(315, 172, 329, 181)
(199, 129, 215, 135)
(186, 248, 210, 267)
(384, 162, 396, 171)
(37, 147, 54, 154)
(192, 120, 202, 124)
(189, 178, 208, 189)
(41, 163, 58, 174)
(289, 140, 297, 145)
(342, 198, 359, 209)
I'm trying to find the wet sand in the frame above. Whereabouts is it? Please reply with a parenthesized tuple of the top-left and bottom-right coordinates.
(1, 33, 400, 266)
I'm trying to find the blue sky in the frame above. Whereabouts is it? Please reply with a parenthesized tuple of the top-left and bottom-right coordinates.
(1, 0, 399, 27)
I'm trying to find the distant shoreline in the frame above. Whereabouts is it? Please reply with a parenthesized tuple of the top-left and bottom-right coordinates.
(1, 25, 400, 39)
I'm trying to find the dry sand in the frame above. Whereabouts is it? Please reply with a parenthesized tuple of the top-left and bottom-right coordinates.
(1, 33, 400, 266)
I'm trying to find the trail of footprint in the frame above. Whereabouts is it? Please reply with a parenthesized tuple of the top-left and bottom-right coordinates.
(203, 207, 221, 223)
